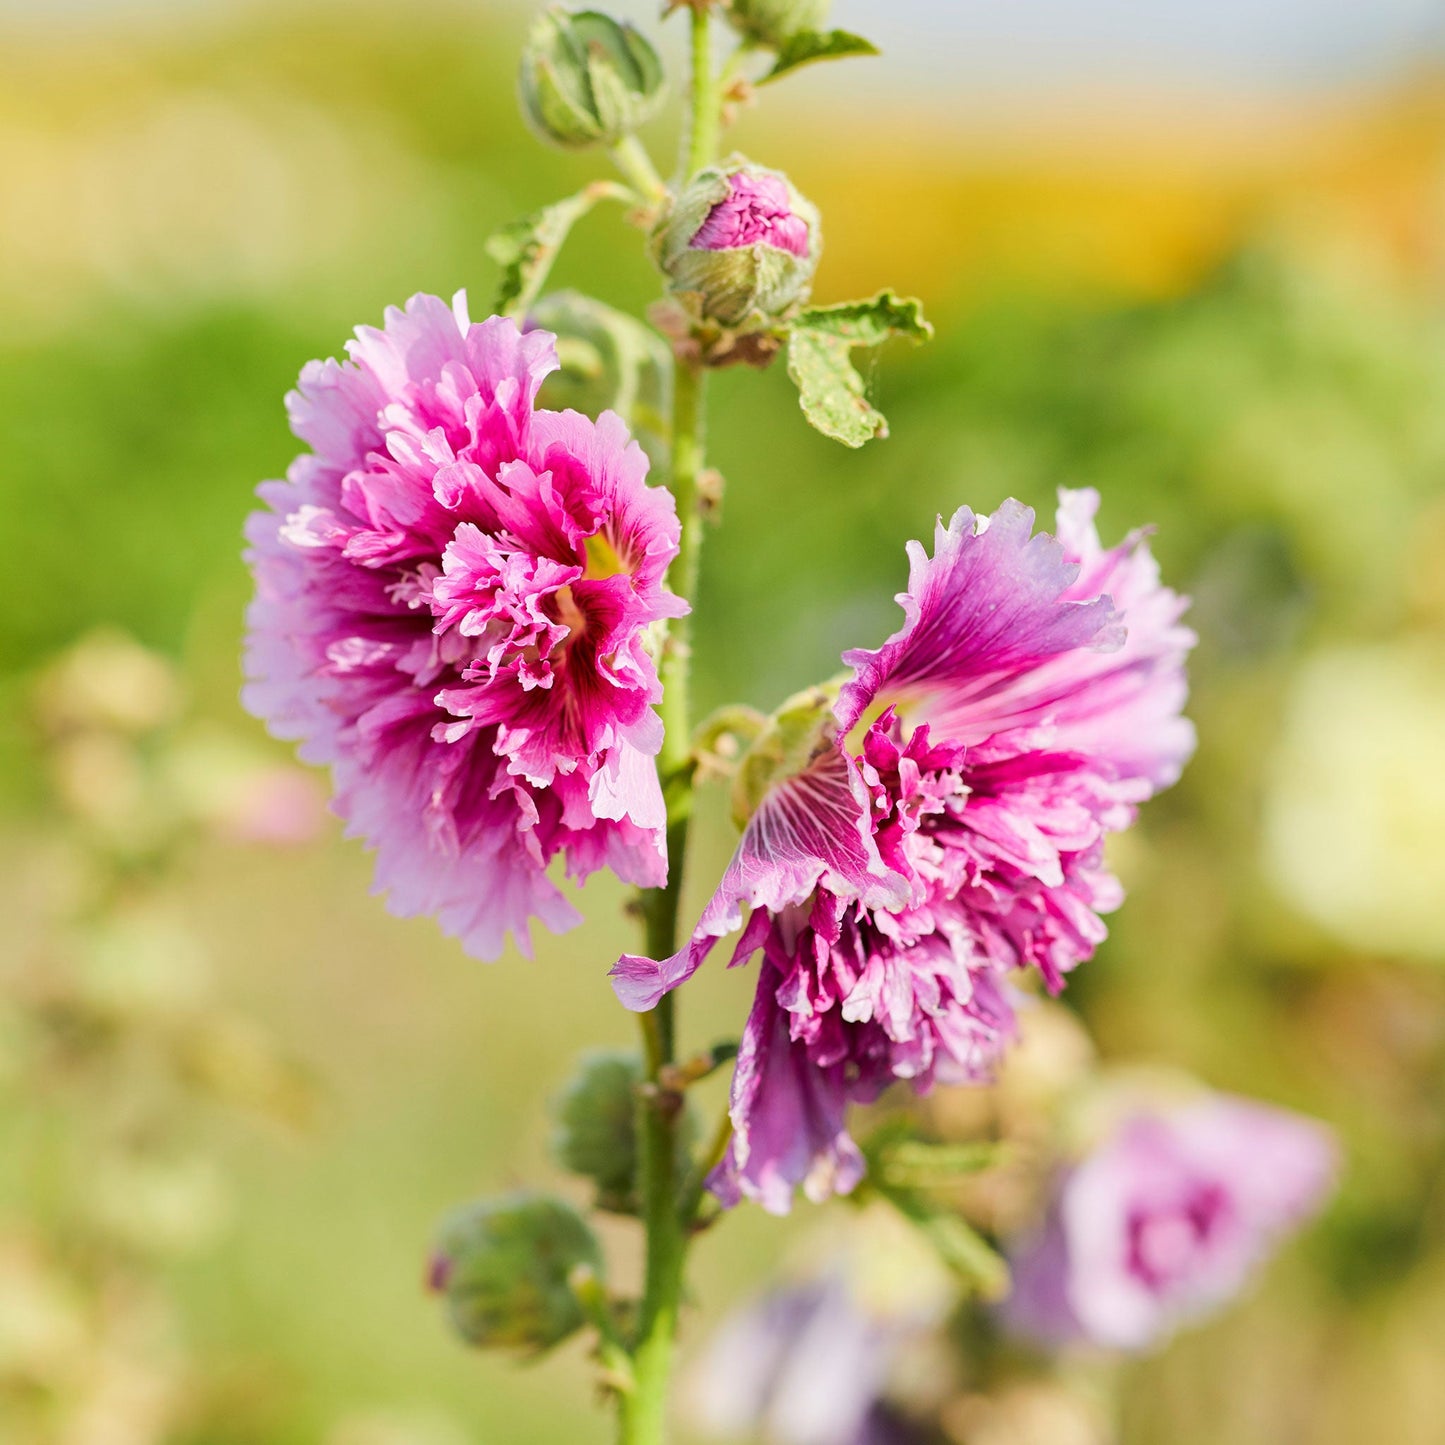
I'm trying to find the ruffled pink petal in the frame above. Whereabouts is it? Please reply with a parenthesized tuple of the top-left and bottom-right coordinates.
(244, 297, 682, 961)
(835, 498, 1122, 738)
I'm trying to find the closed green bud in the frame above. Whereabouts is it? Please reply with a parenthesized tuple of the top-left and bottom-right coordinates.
(725, 0, 831, 46)
(428, 1193, 602, 1354)
(530, 292, 672, 468)
(551, 1050, 641, 1210)
(653, 158, 821, 331)
(520, 7, 666, 150)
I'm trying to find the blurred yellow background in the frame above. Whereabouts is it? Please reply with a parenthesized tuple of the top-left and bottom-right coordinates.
(3, 2, 1445, 1442)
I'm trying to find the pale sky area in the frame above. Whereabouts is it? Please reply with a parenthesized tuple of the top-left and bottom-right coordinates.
(5, 0, 1443, 92)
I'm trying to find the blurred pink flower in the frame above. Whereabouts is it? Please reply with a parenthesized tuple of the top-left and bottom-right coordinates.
(613, 491, 1194, 1212)
(1004, 1094, 1337, 1350)
(244, 293, 684, 960)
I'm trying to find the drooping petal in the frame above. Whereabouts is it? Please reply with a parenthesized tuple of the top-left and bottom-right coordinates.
(708, 959, 866, 1216)
(610, 741, 906, 1011)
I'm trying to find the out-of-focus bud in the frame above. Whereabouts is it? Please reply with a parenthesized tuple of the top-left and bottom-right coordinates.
(530, 291, 672, 467)
(428, 1193, 601, 1354)
(519, 7, 666, 150)
(731, 683, 836, 827)
(654, 158, 821, 331)
(724, 0, 831, 46)
(551, 1050, 642, 1211)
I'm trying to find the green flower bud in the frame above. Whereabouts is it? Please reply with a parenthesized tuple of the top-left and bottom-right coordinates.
(653, 158, 821, 331)
(428, 1193, 602, 1354)
(530, 291, 672, 468)
(725, 0, 831, 46)
(550, 1050, 641, 1210)
(519, 7, 666, 150)
(549, 1050, 699, 1212)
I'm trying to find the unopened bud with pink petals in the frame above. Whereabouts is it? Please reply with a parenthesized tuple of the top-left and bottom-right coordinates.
(654, 157, 821, 330)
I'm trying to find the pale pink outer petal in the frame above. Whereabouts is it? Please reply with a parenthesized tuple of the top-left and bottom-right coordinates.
(610, 742, 907, 1011)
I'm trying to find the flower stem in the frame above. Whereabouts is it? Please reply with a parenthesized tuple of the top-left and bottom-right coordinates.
(623, 357, 706, 1445)
(686, 4, 720, 179)
(619, 14, 722, 1441)
(610, 134, 669, 206)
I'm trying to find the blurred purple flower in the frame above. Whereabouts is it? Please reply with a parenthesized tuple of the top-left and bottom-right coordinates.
(613, 491, 1194, 1212)
(1005, 1094, 1338, 1351)
(244, 293, 684, 960)
(691, 1275, 921, 1445)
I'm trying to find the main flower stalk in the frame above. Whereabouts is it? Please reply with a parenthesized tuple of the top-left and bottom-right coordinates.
(623, 9, 717, 1439)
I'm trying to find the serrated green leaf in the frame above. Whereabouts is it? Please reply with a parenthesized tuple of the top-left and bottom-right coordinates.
(761, 28, 879, 83)
(785, 290, 932, 448)
(786, 328, 885, 447)
(485, 181, 631, 320)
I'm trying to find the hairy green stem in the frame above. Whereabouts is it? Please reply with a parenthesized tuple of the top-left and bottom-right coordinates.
(623, 358, 706, 1445)
(686, 4, 720, 179)
(610, 134, 669, 206)
(617, 13, 722, 1441)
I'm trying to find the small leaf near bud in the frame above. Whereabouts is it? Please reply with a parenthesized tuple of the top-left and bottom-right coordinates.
(486, 182, 632, 320)
(429, 1193, 603, 1354)
(653, 158, 821, 333)
(785, 290, 933, 448)
(519, 7, 666, 150)
(724, 0, 831, 47)
(760, 29, 880, 84)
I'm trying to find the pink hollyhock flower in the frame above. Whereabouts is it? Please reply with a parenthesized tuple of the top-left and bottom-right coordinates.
(612, 491, 1194, 1212)
(1004, 1094, 1337, 1350)
(244, 293, 685, 960)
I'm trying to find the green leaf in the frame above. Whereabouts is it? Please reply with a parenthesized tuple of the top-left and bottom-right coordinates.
(761, 28, 879, 83)
(785, 290, 933, 448)
(485, 181, 631, 320)
(876, 1140, 1006, 1189)
(880, 1184, 1011, 1301)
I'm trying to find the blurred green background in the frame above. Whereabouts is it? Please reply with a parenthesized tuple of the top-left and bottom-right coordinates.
(3, 2, 1445, 1442)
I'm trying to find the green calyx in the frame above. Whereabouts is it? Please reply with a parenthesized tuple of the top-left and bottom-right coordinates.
(652, 156, 822, 333)
(431, 1192, 603, 1354)
(520, 7, 666, 149)
(730, 681, 841, 828)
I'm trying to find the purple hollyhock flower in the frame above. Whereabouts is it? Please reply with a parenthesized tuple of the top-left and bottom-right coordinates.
(1004, 1094, 1337, 1351)
(612, 491, 1194, 1212)
(244, 293, 685, 960)
(691, 1274, 924, 1445)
